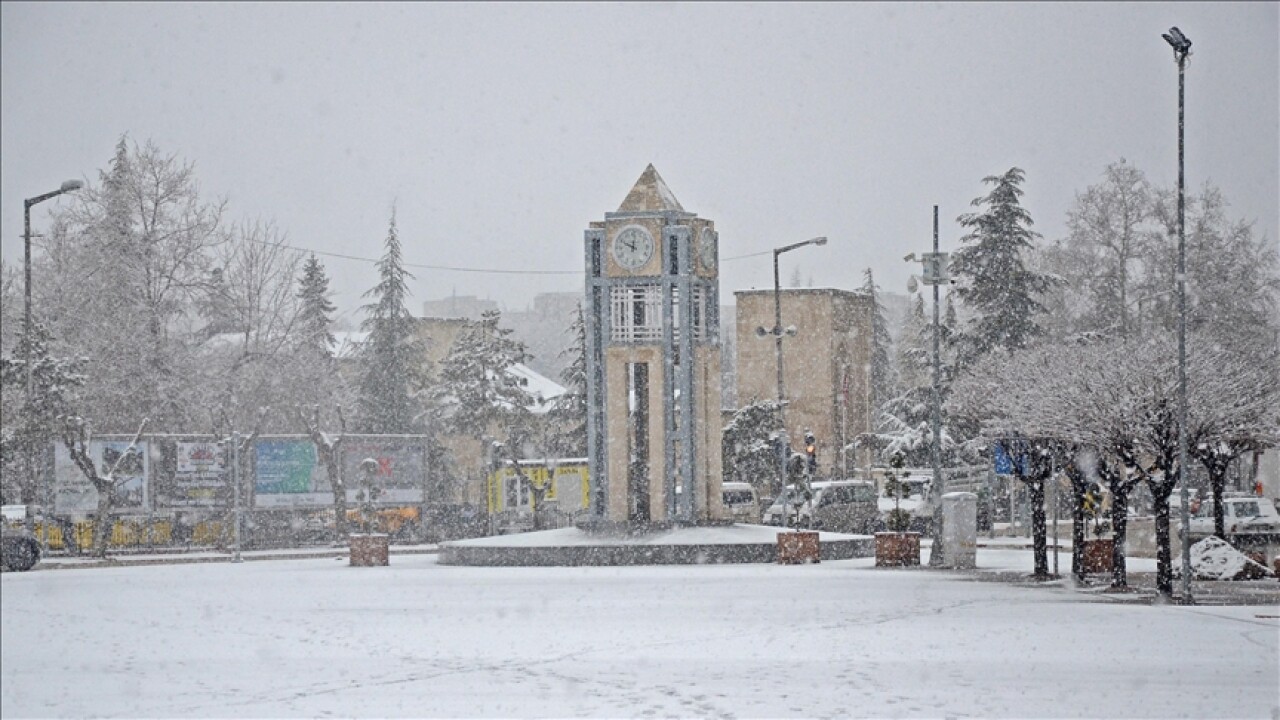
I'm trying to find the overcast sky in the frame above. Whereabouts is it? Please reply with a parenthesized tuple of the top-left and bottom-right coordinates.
(3, 2, 1276, 324)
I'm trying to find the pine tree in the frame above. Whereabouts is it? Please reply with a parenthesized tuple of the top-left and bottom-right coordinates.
(950, 168, 1056, 369)
(0, 319, 86, 505)
(549, 304, 588, 457)
(861, 269, 895, 414)
(433, 309, 533, 439)
(722, 399, 783, 495)
(356, 211, 428, 434)
(296, 254, 336, 359)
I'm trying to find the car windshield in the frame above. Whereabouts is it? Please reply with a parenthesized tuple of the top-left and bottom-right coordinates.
(723, 490, 755, 505)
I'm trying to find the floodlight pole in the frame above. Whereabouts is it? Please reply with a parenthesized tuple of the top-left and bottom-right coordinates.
(1169, 29, 1194, 604)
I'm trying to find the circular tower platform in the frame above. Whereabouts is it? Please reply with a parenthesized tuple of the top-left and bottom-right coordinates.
(438, 523, 874, 566)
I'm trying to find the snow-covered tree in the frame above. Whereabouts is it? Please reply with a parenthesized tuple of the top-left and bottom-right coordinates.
(1142, 183, 1280, 342)
(355, 211, 428, 434)
(0, 320, 86, 507)
(433, 309, 534, 440)
(1062, 160, 1158, 337)
(950, 168, 1056, 370)
(722, 399, 783, 496)
(60, 417, 147, 556)
(548, 304, 587, 458)
(199, 220, 303, 430)
(296, 254, 337, 360)
(41, 137, 226, 432)
(950, 331, 1280, 594)
(298, 404, 350, 539)
(862, 269, 895, 415)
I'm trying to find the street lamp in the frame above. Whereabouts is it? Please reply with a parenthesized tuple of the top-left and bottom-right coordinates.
(1163, 25, 1194, 603)
(23, 178, 83, 530)
(756, 236, 827, 530)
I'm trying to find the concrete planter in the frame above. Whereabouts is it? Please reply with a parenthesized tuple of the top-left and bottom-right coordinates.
(776, 531, 820, 564)
(349, 534, 389, 567)
(875, 532, 920, 567)
(1081, 538, 1114, 574)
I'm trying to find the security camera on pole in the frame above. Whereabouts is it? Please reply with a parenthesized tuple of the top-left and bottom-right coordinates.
(904, 206, 950, 567)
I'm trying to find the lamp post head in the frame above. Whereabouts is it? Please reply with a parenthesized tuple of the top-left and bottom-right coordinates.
(810, 236, 828, 246)
(1163, 27, 1192, 57)
(60, 179, 84, 193)
(903, 253, 918, 263)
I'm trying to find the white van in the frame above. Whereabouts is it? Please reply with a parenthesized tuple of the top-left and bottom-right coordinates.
(721, 482, 762, 524)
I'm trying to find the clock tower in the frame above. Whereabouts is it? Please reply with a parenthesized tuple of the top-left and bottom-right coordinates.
(583, 165, 724, 524)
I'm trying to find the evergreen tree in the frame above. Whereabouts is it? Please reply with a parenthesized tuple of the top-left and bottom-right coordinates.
(950, 168, 1056, 369)
(895, 293, 930, 391)
(861, 269, 895, 414)
(433, 309, 534, 439)
(0, 319, 86, 505)
(548, 304, 588, 457)
(296, 254, 336, 359)
(722, 399, 783, 495)
(356, 211, 428, 434)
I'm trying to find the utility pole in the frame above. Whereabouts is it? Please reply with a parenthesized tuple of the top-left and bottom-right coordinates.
(928, 206, 945, 567)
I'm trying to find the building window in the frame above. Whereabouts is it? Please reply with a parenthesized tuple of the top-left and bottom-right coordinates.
(611, 285, 662, 342)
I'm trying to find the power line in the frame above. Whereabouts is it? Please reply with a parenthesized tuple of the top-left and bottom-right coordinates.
(249, 237, 774, 276)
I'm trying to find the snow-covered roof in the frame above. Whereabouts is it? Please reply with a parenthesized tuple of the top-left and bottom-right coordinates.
(510, 362, 565, 415)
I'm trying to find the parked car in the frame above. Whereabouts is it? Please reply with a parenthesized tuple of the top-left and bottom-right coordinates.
(1188, 496, 1280, 543)
(1, 525, 42, 572)
(721, 482, 761, 524)
(761, 480, 878, 533)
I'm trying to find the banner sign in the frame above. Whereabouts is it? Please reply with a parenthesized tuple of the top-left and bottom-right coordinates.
(252, 439, 330, 508)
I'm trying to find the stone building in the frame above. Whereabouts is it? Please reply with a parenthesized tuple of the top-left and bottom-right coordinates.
(734, 287, 874, 478)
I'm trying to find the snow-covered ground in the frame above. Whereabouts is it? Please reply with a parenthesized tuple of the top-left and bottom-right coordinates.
(3, 549, 1276, 719)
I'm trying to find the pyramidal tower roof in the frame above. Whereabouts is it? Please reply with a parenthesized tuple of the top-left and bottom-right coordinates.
(616, 164, 685, 213)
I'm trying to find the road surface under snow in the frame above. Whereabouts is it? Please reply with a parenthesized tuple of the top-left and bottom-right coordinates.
(2, 549, 1276, 718)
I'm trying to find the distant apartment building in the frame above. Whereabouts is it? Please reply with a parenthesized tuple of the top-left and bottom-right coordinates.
(734, 288, 874, 477)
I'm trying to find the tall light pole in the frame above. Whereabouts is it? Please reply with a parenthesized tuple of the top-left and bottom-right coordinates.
(756, 236, 827, 530)
(1163, 25, 1194, 603)
(23, 179, 83, 530)
(905, 206, 949, 566)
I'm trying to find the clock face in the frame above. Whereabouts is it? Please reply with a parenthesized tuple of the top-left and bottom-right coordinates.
(698, 229, 717, 271)
(611, 226, 654, 271)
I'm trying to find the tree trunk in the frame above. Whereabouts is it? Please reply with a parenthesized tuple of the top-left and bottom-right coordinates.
(1152, 485, 1175, 596)
(1028, 480, 1049, 577)
(1109, 490, 1129, 589)
(1071, 485, 1087, 582)
(1208, 458, 1228, 540)
(330, 465, 348, 539)
(93, 484, 113, 558)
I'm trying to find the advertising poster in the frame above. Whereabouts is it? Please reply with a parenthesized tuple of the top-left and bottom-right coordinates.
(342, 437, 427, 504)
(252, 438, 330, 508)
(53, 439, 149, 514)
(171, 441, 226, 507)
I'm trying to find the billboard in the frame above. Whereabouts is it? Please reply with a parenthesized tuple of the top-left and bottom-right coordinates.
(252, 438, 329, 508)
(168, 440, 227, 507)
(53, 439, 149, 514)
(252, 436, 428, 508)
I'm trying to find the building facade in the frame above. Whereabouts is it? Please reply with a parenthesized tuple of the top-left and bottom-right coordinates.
(734, 288, 874, 478)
